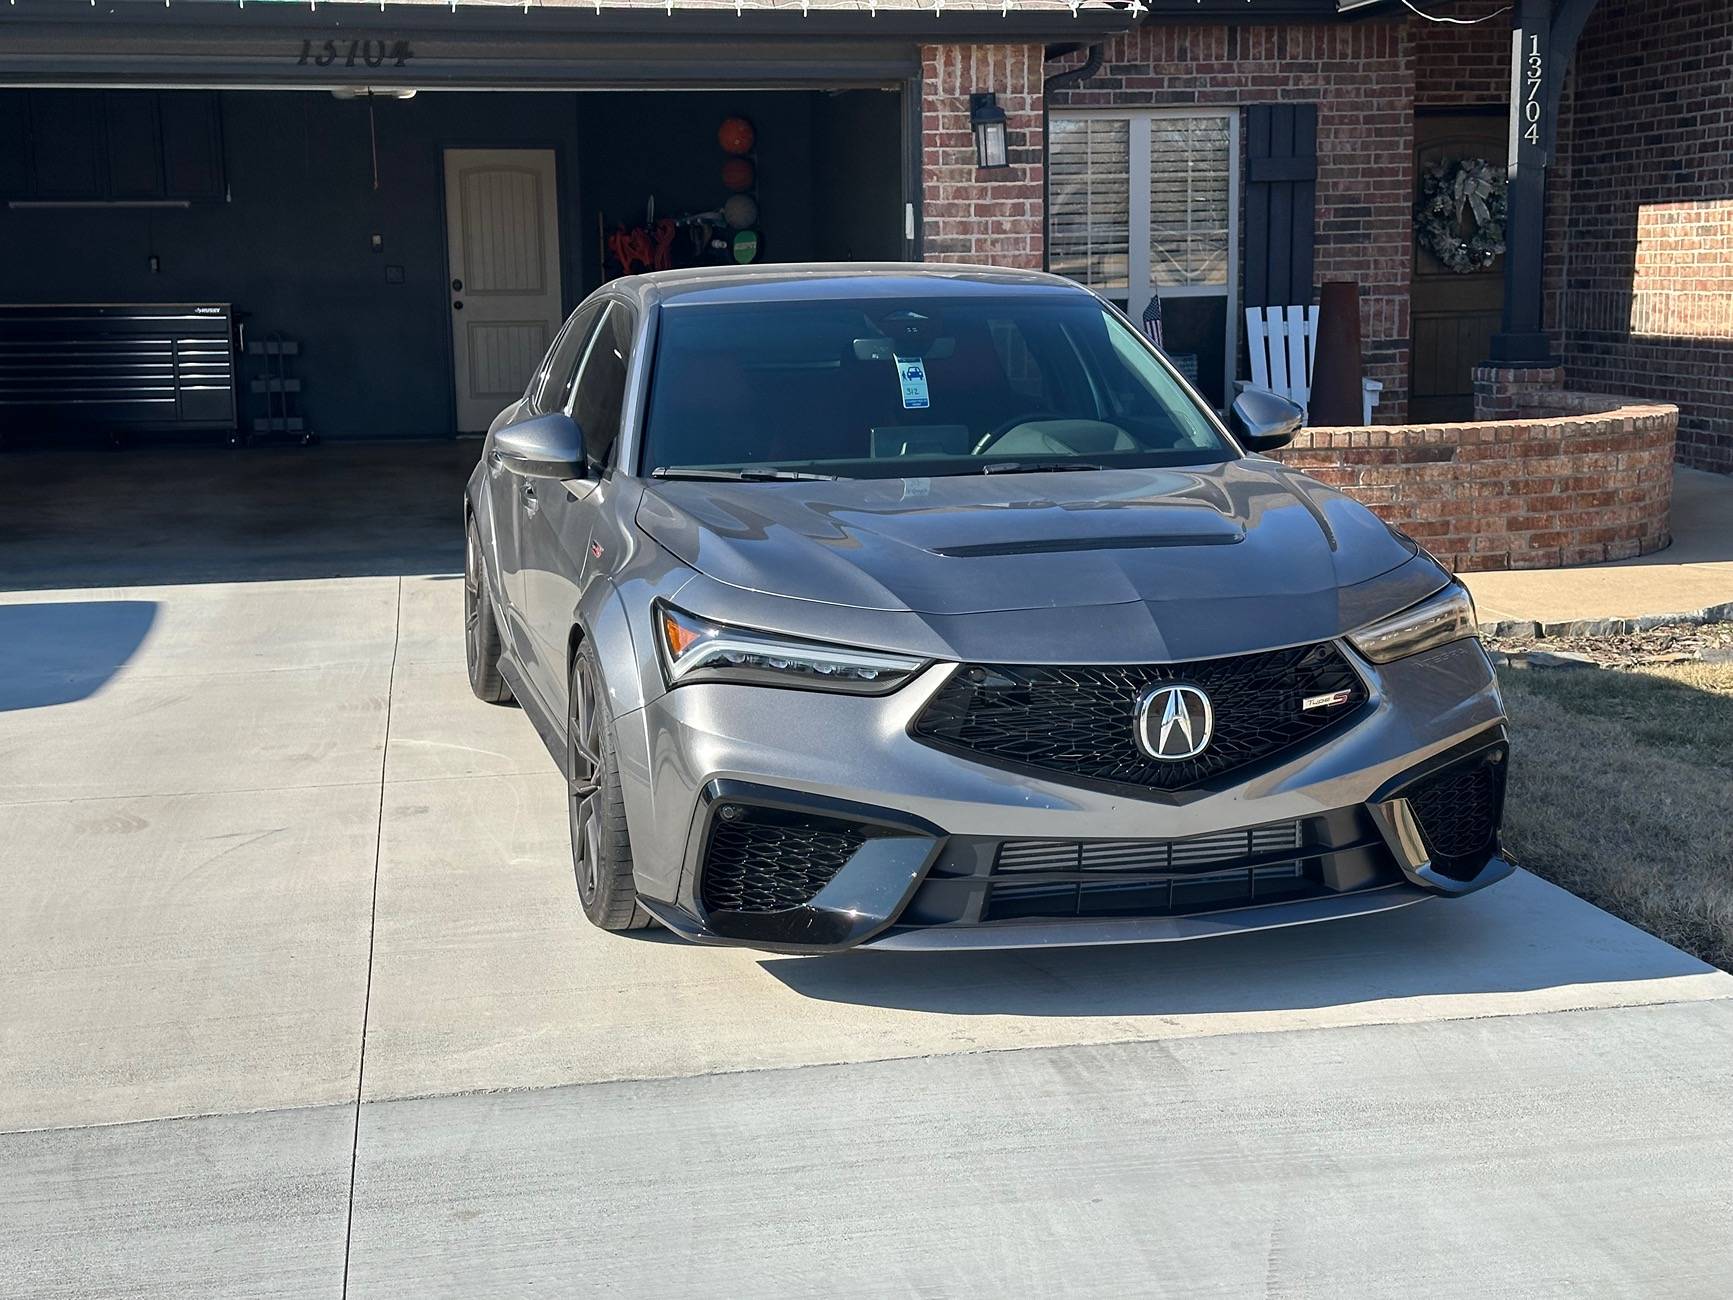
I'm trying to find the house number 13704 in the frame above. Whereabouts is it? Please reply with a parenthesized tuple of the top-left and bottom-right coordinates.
(1523, 33, 1545, 145)
(297, 38, 414, 69)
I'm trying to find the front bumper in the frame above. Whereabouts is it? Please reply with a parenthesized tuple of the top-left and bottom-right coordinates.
(616, 637, 1511, 953)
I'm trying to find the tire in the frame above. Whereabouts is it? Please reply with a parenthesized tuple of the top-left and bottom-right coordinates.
(464, 517, 513, 705)
(569, 640, 652, 931)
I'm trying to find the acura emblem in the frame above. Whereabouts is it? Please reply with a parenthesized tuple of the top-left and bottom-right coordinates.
(1135, 683, 1214, 762)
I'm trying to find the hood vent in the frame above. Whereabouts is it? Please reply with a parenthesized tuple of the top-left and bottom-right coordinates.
(931, 532, 1244, 559)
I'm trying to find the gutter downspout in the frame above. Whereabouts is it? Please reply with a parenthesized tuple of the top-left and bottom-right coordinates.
(1042, 42, 1104, 95)
(1040, 43, 1103, 273)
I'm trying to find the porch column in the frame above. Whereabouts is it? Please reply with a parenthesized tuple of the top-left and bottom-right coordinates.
(1488, 0, 1600, 365)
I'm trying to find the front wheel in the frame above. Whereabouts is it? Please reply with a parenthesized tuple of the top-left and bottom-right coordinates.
(569, 642, 652, 931)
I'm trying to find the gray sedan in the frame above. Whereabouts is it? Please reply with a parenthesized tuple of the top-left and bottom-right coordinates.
(464, 265, 1511, 953)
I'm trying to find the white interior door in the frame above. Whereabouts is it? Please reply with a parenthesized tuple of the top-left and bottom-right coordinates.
(443, 148, 564, 432)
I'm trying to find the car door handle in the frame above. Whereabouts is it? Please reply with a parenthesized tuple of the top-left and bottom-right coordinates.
(521, 482, 539, 517)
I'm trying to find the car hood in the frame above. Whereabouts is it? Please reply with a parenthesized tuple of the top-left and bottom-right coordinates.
(636, 460, 1417, 616)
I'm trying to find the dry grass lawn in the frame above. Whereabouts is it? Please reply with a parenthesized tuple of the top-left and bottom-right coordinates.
(1499, 661, 1733, 971)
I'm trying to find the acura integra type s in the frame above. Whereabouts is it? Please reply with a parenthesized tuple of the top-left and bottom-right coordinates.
(463, 265, 1513, 953)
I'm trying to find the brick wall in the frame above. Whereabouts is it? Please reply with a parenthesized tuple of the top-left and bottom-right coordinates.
(1273, 398, 1677, 571)
(1412, 0, 1510, 108)
(1556, 0, 1733, 472)
(1471, 364, 1566, 422)
(1047, 22, 1416, 421)
(919, 44, 1045, 269)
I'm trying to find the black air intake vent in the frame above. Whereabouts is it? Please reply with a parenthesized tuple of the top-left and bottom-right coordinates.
(1407, 751, 1504, 880)
(700, 807, 866, 915)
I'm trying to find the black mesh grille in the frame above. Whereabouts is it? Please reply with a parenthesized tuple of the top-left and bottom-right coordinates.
(911, 643, 1366, 792)
(700, 809, 866, 915)
(1408, 755, 1502, 875)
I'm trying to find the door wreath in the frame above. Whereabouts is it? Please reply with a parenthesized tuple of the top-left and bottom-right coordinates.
(1415, 157, 1507, 274)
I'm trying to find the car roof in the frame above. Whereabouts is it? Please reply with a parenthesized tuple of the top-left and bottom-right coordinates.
(608, 262, 1090, 309)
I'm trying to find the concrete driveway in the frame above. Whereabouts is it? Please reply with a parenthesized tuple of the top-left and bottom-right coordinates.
(3, 450, 1732, 1296)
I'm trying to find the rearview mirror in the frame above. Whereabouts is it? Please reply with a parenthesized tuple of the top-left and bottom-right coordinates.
(1230, 387, 1306, 452)
(493, 412, 587, 479)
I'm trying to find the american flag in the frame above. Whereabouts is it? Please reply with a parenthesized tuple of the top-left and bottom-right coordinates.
(1141, 296, 1165, 351)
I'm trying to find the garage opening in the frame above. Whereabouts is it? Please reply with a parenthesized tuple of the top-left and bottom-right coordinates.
(0, 85, 907, 443)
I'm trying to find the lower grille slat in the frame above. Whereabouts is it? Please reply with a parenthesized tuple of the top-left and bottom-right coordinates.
(986, 820, 1315, 921)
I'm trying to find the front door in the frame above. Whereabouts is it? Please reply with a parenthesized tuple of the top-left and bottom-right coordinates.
(1410, 112, 1507, 423)
(444, 148, 565, 433)
(520, 301, 635, 713)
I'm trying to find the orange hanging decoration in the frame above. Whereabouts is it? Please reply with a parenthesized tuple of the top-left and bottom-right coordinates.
(718, 116, 756, 157)
(721, 157, 756, 193)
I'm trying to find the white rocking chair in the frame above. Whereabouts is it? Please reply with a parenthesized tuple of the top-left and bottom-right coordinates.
(1244, 305, 1383, 425)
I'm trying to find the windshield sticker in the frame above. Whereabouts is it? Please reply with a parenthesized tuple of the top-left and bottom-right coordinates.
(894, 356, 930, 410)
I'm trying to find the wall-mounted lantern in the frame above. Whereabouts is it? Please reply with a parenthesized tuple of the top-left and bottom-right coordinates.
(969, 93, 1010, 170)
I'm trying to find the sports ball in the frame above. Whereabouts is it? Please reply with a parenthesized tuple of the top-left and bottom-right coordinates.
(722, 193, 759, 230)
(721, 157, 755, 192)
(718, 116, 756, 156)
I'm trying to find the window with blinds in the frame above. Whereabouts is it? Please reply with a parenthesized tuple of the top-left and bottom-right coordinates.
(1149, 117, 1230, 287)
(1047, 110, 1238, 408)
(1047, 117, 1131, 295)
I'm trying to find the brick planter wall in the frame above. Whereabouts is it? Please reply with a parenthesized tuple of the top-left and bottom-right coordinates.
(1272, 399, 1678, 571)
(1472, 365, 1567, 421)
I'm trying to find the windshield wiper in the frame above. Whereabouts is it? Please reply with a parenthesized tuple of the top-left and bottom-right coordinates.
(978, 460, 1107, 475)
(649, 466, 840, 482)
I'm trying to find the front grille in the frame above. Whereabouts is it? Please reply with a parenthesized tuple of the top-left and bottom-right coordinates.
(1407, 753, 1503, 878)
(699, 808, 866, 914)
(911, 643, 1366, 793)
(985, 821, 1317, 922)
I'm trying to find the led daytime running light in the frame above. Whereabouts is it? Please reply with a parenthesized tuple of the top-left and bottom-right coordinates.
(655, 603, 926, 694)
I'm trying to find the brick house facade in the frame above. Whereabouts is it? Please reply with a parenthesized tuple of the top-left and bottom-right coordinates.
(1046, 23, 1417, 420)
(1561, 0, 1733, 472)
(921, 0, 1729, 472)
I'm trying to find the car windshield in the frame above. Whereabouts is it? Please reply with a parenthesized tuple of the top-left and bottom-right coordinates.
(639, 294, 1234, 479)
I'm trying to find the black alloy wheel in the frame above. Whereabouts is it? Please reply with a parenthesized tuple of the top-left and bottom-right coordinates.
(567, 643, 651, 931)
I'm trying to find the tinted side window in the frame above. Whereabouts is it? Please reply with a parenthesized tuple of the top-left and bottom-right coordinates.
(533, 302, 603, 414)
(570, 303, 635, 467)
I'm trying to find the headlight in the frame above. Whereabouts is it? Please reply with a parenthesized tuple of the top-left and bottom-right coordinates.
(1347, 580, 1479, 663)
(654, 602, 927, 693)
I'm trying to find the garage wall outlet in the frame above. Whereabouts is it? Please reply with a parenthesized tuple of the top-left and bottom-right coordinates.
(371, 233, 384, 253)
(148, 254, 160, 273)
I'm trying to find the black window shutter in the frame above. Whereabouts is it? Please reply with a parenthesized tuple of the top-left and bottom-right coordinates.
(1244, 104, 1318, 309)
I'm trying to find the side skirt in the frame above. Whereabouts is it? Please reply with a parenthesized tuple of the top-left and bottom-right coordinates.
(498, 652, 568, 777)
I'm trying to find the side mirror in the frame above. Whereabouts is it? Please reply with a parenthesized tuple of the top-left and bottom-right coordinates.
(493, 412, 587, 479)
(1231, 387, 1306, 452)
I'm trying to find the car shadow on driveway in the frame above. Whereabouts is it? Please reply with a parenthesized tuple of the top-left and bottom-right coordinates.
(754, 872, 1719, 1019)
(0, 599, 157, 711)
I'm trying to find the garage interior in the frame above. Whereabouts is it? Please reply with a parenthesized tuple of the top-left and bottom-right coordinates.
(0, 83, 906, 442)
